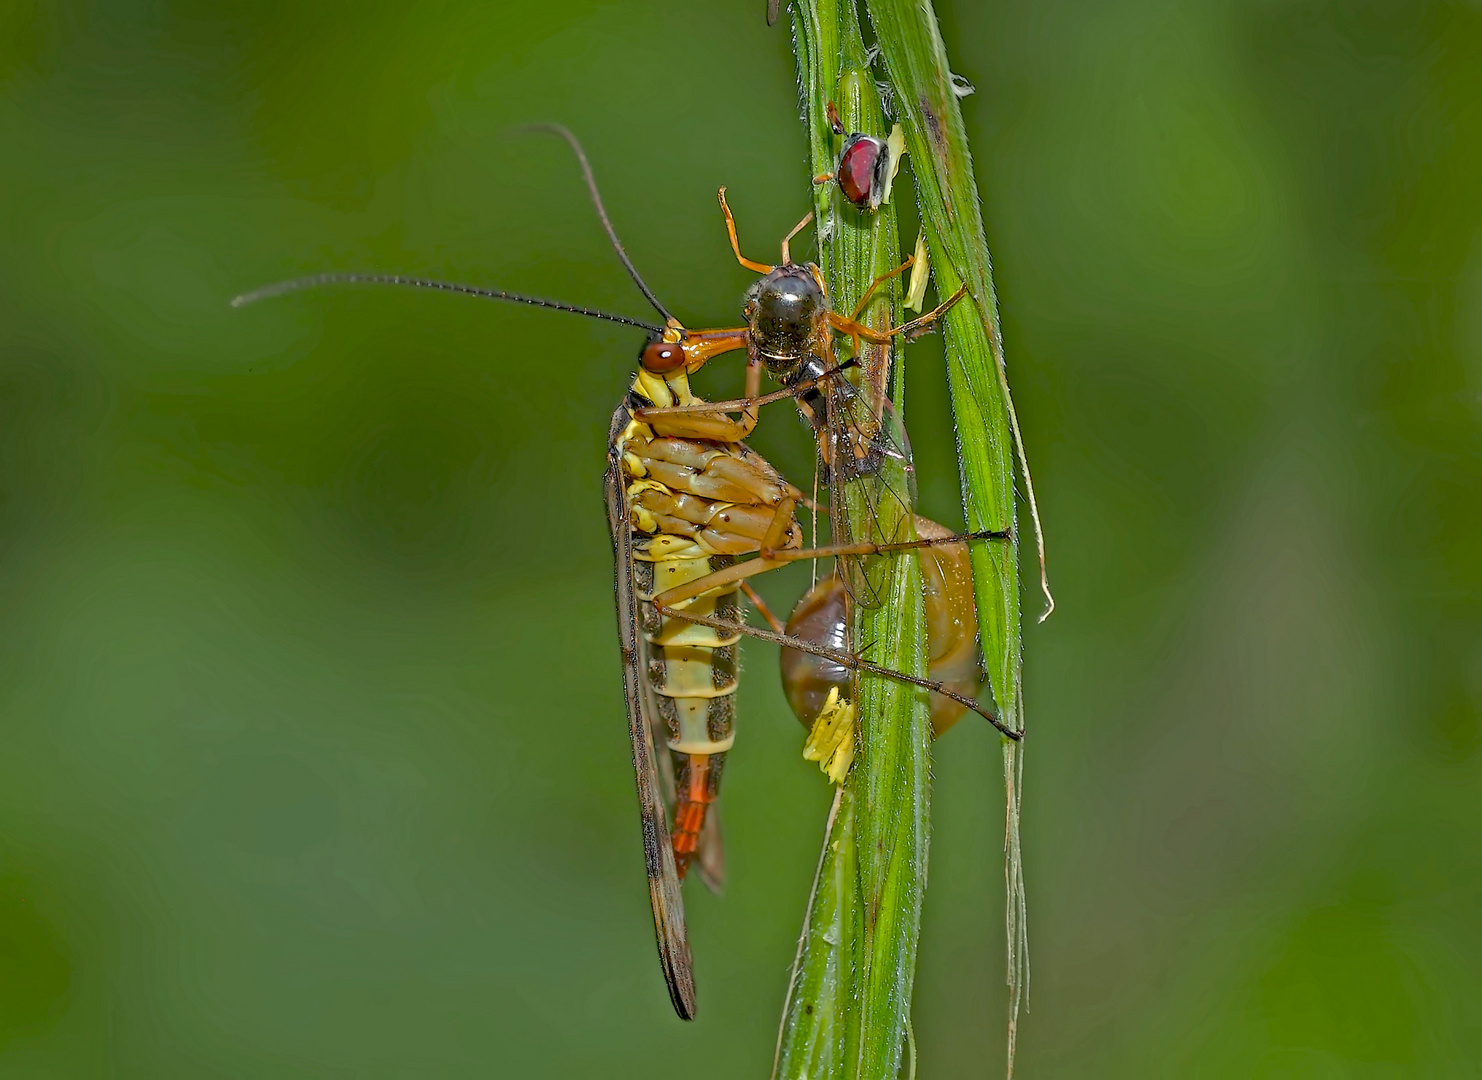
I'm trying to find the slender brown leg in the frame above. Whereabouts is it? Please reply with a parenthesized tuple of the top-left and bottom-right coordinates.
(655, 600, 1022, 740)
(848, 256, 916, 322)
(741, 582, 785, 633)
(717, 188, 774, 275)
(634, 360, 765, 443)
(892, 284, 970, 340)
(828, 284, 969, 345)
(780, 212, 814, 265)
(764, 527, 1010, 569)
(655, 527, 1008, 610)
(635, 348, 865, 438)
(643, 501, 1018, 738)
(636, 383, 797, 421)
(638, 352, 861, 422)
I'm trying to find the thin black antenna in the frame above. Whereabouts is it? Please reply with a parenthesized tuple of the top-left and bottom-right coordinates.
(230, 273, 665, 334)
(520, 123, 676, 325)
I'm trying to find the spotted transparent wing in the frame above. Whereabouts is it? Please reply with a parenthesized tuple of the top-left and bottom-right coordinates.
(814, 370, 918, 609)
(605, 404, 697, 1020)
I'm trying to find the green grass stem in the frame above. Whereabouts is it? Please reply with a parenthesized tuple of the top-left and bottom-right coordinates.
(773, 3, 930, 1080)
(774, 1, 1038, 1076)
(860, 3, 1037, 1071)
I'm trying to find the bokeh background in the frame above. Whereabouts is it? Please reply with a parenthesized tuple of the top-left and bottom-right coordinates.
(0, 0, 1478, 1075)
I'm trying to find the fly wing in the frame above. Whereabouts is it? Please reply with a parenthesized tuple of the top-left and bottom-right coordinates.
(819, 375, 916, 608)
(605, 405, 698, 1020)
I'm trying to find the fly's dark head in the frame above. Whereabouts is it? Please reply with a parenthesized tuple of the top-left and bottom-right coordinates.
(744, 265, 825, 381)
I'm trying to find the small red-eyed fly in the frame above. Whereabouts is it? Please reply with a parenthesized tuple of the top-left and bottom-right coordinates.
(811, 101, 907, 212)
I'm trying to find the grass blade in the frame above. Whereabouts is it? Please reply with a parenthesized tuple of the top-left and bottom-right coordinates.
(862, 1, 1037, 1073)
(773, 3, 930, 1079)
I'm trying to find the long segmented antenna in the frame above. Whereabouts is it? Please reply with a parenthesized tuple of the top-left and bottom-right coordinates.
(233, 124, 675, 334)
(229, 272, 665, 334)
(521, 123, 676, 325)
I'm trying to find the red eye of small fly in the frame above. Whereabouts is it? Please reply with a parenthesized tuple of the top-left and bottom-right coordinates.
(837, 135, 885, 209)
(642, 341, 685, 372)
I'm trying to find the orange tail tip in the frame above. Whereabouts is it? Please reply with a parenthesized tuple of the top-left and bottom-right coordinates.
(672, 800, 708, 880)
(670, 752, 724, 880)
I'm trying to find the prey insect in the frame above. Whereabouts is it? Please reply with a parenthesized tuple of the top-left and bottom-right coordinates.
(231, 126, 1015, 1023)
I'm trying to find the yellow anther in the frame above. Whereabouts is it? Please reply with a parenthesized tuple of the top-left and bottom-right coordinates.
(879, 123, 907, 206)
(801, 687, 856, 785)
(905, 232, 931, 313)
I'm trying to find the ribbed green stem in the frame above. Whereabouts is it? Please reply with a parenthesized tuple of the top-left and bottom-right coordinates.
(773, 3, 930, 1079)
(861, 4, 1033, 1074)
(775, 1, 1035, 1078)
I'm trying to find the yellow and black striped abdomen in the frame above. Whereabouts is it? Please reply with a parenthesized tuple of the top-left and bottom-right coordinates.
(633, 541, 740, 876)
(616, 368, 800, 879)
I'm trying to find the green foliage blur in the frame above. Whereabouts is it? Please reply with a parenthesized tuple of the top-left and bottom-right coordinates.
(0, 1, 1477, 1075)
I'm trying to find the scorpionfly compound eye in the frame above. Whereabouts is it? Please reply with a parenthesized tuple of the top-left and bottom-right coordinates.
(640, 339, 686, 372)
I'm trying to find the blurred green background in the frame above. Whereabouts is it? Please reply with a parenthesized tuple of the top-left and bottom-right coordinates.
(0, 0, 1477, 1075)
